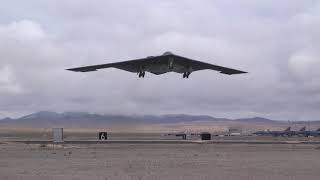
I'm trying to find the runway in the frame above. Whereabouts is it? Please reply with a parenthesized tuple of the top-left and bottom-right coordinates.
(7, 139, 320, 144)
(1, 141, 320, 180)
(2, 133, 320, 179)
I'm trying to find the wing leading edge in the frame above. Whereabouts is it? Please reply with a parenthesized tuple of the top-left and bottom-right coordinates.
(172, 54, 247, 75)
(67, 57, 153, 72)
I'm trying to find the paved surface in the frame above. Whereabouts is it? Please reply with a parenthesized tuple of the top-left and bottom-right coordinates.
(6, 139, 320, 145)
(1, 142, 320, 180)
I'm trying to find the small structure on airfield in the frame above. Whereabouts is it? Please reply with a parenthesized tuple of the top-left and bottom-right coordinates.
(200, 132, 211, 140)
(52, 128, 64, 143)
(99, 132, 108, 140)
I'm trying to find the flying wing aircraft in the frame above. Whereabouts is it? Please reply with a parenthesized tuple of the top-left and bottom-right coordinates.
(67, 51, 247, 78)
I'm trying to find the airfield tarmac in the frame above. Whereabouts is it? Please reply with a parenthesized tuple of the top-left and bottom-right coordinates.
(1, 142, 320, 180)
(1, 132, 320, 180)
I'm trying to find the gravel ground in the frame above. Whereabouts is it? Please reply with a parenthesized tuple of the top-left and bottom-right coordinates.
(0, 143, 320, 180)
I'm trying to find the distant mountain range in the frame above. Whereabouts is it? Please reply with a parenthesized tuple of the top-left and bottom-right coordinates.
(1, 111, 220, 123)
(0, 111, 318, 129)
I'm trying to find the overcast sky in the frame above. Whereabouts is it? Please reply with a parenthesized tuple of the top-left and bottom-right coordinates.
(0, 0, 319, 120)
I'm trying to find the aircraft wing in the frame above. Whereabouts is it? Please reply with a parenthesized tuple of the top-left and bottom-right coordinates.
(66, 56, 163, 73)
(173, 54, 247, 75)
(67, 53, 247, 75)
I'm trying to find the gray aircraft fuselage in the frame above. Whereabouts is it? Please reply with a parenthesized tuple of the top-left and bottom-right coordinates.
(145, 52, 191, 75)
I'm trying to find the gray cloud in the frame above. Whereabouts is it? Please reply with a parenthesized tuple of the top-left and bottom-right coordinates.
(0, 1, 319, 120)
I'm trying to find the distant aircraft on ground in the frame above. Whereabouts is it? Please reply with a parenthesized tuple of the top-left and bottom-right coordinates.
(253, 126, 320, 137)
(253, 127, 292, 137)
(292, 126, 306, 137)
(300, 128, 320, 137)
(67, 51, 247, 78)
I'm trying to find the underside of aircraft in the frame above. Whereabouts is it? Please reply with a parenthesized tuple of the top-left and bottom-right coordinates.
(67, 51, 247, 78)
